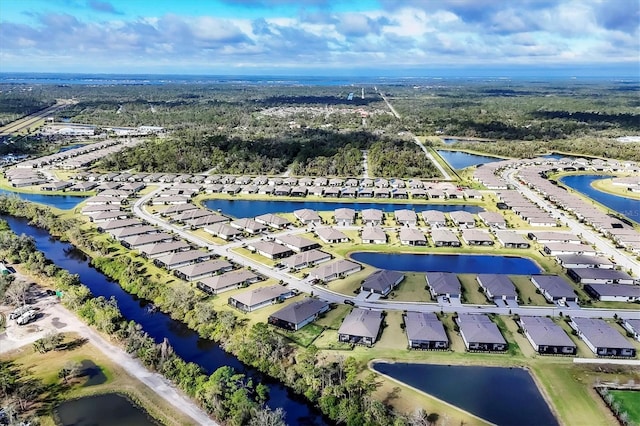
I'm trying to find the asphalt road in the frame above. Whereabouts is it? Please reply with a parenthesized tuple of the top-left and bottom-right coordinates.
(0, 100, 75, 137)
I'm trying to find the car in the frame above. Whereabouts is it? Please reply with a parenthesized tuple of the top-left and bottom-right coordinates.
(344, 299, 355, 306)
(45, 289, 57, 296)
(16, 310, 37, 326)
(8, 305, 31, 320)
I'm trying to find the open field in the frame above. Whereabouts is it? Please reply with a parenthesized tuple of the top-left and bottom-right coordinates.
(591, 178, 640, 201)
(609, 390, 640, 423)
(1, 333, 196, 426)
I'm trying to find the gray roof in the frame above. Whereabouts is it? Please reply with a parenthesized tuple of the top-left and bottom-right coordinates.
(140, 241, 190, 256)
(585, 284, 640, 298)
(625, 319, 640, 333)
(495, 231, 529, 245)
(276, 235, 319, 251)
(99, 218, 143, 231)
(315, 228, 348, 242)
(426, 272, 461, 295)
(361, 227, 386, 241)
(477, 274, 517, 298)
(283, 249, 331, 268)
(122, 232, 173, 247)
(334, 208, 356, 221)
(431, 229, 459, 243)
(249, 241, 292, 256)
(155, 250, 209, 267)
(311, 259, 361, 281)
(405, 312, 448, 343)
(528, 231, 582, 242)
(572, 318, 634, 349)
(556, 254, 614, 267)
(269, 298, 329, 325)
(395, 209, 417, 222)
(449, 211, 475, 223)
(110, 225, 158, 239)
(338, 308, 383, 339)
(399, 228, 426, 242)
(230, 284, 290, 307)
(457, 314, 506, 345)
(519, 316, 576, 348)
(478, 211, 506, 224)
(175, 259, 232, 278)
(204, 223, 242, 237)
(361, 208, 383, 221)
(361, 270, 404, 293)
(531, 275, 576, 299)
(461, 229, 493, 242)
(255, 213, 291, 227)
(421, 210, 446, 223)
(197, 270, 258, 291)
(231, 218, 266, 232)
(569, 268, 635, 281)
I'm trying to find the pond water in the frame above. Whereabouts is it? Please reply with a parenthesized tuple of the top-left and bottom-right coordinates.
(2, 215, 326, 425)
(373, 362, 558, 426)
(560, 174, 640, 223)
(55, 393, 159, 426)
(57, 143, 85, 152)
(203, 199, 483, 219)
(350, 252, 541, 274)
(437, 150, 502, 170)
(0, 189, 87, 210)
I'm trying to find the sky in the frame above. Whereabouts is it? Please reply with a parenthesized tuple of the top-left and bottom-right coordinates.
(0, 0, 638, 76)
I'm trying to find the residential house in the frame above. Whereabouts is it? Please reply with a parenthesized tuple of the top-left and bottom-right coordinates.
(622, 319, 640, 342)
(543, 243, 597, 257)
(228, 284, 294, 312)
(283, 249, 332, 269)
(449, 211, 476, 228)
(567, 268, 636, 285)
(230, 218, 267, 234)
(360, 270, 404, 296)
(399, 228, 427, 246)
(139, 241, 190, 259)
(394, 209, 418, 226)
(478, 211, 507, 229)
(476, 274, 518, 302)
(255, 213, 291, 229)
(584, 284, 640, 302)
(421, 210, 446, 227)
(495, 231, 530, 248)
(556, 254, 615, 269)
(405, 312, 449, 350)
(361, 227, 386, 244)
(570, 318, 636, 357)
(461, 229, 494, 246)
(174, 259, 233, 281)
(247, 241, 293, 260)
(315, 228, 349, 244)
(310, 259, 361, 282)
(154, 250, 211, 270)
(275, 235, 321, 252)
(361, 209, 384, 225)
(197, 270, 260, 295)
(530, 275, 577, 304)
(334, 208, 356, 226)
(338, 308, 383, 346)
(268, 298, 330, 331)
(456, 314, 507, 352)
(425, 272, 461, 300)
(519, 316, 577, 355)
(204, 223, 242, 241)
(431, 229, 461, 247)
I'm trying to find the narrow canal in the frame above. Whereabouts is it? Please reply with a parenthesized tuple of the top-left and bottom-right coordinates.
(2, 215, 327, 426)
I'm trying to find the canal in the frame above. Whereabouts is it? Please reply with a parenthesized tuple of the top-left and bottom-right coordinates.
(2, 215, 326, 426)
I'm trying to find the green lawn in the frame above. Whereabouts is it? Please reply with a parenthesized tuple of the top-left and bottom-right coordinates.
(610, 390, 640, 424)
(281, 323, 325, 347)
(509, 275, 550, 306)
(458, 274, 491, 304)
(389, 273, 431, 302)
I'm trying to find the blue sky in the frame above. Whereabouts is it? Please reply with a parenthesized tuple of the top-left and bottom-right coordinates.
(0, 0, 638, 76)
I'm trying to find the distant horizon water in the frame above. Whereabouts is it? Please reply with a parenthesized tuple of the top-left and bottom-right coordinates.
(1, 71, 638, 86)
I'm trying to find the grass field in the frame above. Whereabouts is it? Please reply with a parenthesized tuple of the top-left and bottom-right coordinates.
(1, 333, 196, 426)
(592, 178, 640, 201)
(389, 273, 431, 302)
(609, 390, 640, 423)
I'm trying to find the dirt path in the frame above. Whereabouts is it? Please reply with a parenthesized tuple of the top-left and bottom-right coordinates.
(0, 286, 218, 425)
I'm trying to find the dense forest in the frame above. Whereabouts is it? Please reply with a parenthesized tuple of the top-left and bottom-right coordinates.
(0, 90, 55, 126)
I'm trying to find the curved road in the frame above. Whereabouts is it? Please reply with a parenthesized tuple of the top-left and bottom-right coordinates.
(133, 187, 637, 320)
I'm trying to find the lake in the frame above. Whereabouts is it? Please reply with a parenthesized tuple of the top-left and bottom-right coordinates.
(203, 199, 483, 219)
(437, 150, 502, 170)
(373, 362, 558, 426)
(0, 189, 87, 210)
(2, 215, 326, 425)
(350, 252, 541, 274)
(560, 174, 640, 223)
(55, 393, 158, 426)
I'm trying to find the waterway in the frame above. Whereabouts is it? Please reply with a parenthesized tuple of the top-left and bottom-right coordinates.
(560, 174, 640, 223)
(0, 189, 86, 210)
(436, 150, 502, 170)
(350, 252, 541, 274)
(373, 362, 558, 426)
(55, 393, 159, 426)
(203, 199, 483, 219)
(2, 215, 326, 425)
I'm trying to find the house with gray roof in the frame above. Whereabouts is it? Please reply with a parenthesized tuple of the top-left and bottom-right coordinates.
(495, 231, 530, 249)
(185, 214, 228, 229)
(294, 208, 322, 225)
(360, 270, 404, 296)
(361, 227, 386, 244)
(456, 314, 507, 352)
(476, 274, 518, 301)
(228, 284, 294, 312)
(338, 308, 383, 346)
(121, 232, 173, 249)
(568, 268, 637, 285)
(404, 312, 449, 350)
(310, 259, 361, 282)
(622, 319, 640, 342)
(584, 284, 640, 302)
(461, 229, 494, 246)
(154, 250, 211, 270)
(361, 209, 384, 225)
(139, 241, 190, 258)
(519, 316, 576, 355)
(255, 213, 291, 229)
(570, 318, 636, 357)
(399, 228, 427, 246)
(431, 229, 461, 247)
(196, 269, 260, 295)
(543, 243, 597, 257)
(275, 235, 321, 253)
(268, 298, 330, 331)
(449, 211, 476, 228)
(247, 241, 293, 260)
(160, 203, 198, 216)
(97, 218, 142, 232)
(334, 208, 356, 226)
(425, 272, 461, 300)
(174, 259, 233, 281)
(172, 208, 211, 222)
(230, 218, 267, 234)
(478, 211, 507, 229)
(315, 228, 349, 244)
(88, 210, 129, 223)
(556, 254, 615, 269)
(283, 249, 332, 269)
(527, 231, 582, 244)
(530, 275, 577, 304)
(394, 209, 418, 226)
(204, 223, 242, 241)
(110, 225, 157, 240)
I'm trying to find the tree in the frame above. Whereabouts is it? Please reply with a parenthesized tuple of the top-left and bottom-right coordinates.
(249, 406, 286, 426)
(3, 279, 30, 307)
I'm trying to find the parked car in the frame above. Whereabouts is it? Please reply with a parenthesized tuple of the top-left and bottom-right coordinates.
(16, 310, 37, 326)
(344, 299, 355, 306)
(8, 305, 31, 320)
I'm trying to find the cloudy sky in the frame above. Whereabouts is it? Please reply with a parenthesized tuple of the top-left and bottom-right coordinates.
(0, 0, 638, 76)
